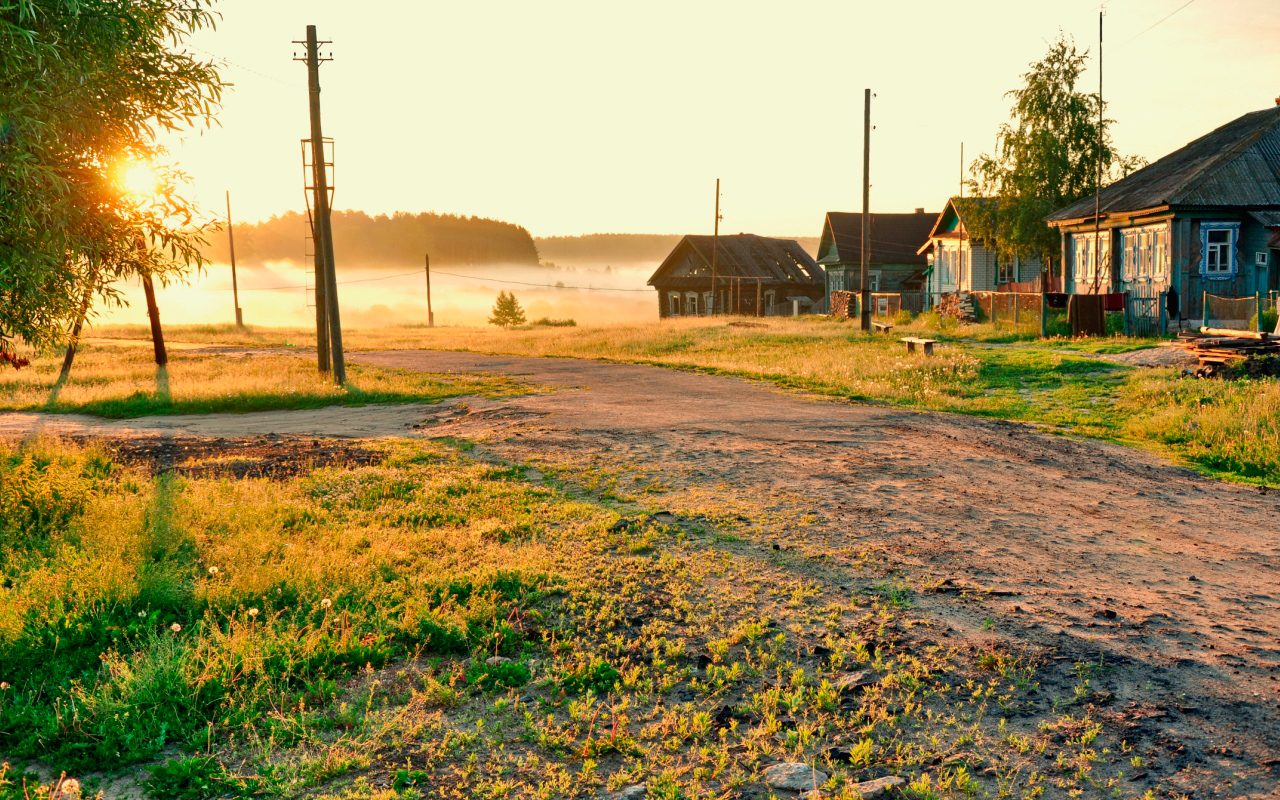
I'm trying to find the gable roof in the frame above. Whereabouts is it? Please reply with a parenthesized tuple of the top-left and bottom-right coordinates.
(818, 211, 935, 267)
(916, 197, 995, 254)
(1048, 105, 1280, 223)
(647, 234, 824, 287)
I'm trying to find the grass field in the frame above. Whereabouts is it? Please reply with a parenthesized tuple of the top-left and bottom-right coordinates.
(78, 317, 1280, 485)
(1, 436, 1157, 799)
(0, 347, 525, 419)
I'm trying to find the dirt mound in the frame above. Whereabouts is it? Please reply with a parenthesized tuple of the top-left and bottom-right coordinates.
(74, 433, 382, 479)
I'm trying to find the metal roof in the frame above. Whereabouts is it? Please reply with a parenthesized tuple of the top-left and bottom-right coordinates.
(647, 234, 824, 287)
(1048, 105, 1280, 223)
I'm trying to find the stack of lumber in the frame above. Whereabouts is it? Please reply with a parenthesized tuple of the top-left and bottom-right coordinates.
(937, 292, 977, 322)
(1172, 327, 1280, 365)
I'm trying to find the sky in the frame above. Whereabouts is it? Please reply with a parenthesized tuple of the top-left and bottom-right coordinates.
(166, 0, 1280, 240)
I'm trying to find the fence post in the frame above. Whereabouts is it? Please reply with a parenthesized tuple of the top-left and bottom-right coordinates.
(1257, 291, 1264, 333)
(1201, 290, 1208, 330)
(1159, 291, 1167, 337)
(1040, 291, 1047, 338)
(1123, 291, 1131, 337)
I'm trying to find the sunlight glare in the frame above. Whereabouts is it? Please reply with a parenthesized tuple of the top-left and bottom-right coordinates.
(120, 162, 159, 198)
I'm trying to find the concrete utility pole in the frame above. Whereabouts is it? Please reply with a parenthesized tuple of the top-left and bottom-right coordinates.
(425, 253, 434, 327)
(712, 178, 720, 315)
(297, 24, 345, 384)
(226, 190, 243, 328)
(860, 88, 872, 332)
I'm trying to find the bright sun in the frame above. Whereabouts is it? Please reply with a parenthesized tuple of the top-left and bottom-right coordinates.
(120, 162, 159, 197)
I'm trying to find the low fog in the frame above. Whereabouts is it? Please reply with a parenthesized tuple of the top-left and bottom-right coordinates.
(89, 261, 658, 330)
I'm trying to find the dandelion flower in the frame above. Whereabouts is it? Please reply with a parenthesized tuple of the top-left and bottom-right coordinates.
(248, 608, 260, 617)
(138, 611, 146, 618)
(170, 623, 182, 633)
(0, 682, 9, 690)
(320, 598, 332, 609)
(208, 566, 219, 575)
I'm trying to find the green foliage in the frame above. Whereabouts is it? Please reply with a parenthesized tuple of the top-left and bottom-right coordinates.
(560, 659, 621, 695)
(1249, 308, 1278, 333)
(531, 317, 577, 327)
(966, 34, 1145, 269)
(468, 660, 531, 691)
(0, 0, 226, 356)
(489, 291, 527, 328)
(144, 756, 246, 800)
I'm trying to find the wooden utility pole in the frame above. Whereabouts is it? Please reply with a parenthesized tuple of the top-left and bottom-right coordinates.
(755, 278, 761, 317)
(298, 24, 345, 384)
(860, 88, 872, 332)
(959, 143, 964, 199)
(712, 178, 720, 315)
(425, 253, 434, 327)
(226, 190, 244, 328)
(1093, 10, 1104, 295)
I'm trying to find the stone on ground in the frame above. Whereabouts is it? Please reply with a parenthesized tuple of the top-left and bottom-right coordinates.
(763, 763, 827, 792)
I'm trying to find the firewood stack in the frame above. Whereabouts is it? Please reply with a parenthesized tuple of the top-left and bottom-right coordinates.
(829, 290, 856, 319)
(937, 292, 977, 322)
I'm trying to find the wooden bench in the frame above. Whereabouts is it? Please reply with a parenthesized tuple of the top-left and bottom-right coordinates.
(872, 321, 893, 334)
(901, 336, 938, 355)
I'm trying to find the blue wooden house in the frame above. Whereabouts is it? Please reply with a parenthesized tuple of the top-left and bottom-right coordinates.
(1047, 103, 1280, 327)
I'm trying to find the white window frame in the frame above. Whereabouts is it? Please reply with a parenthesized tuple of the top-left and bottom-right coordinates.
(668, 292, 681, 316)
(1201, 221, 1239, 279)
(1073, 232, 1111, 286)
(869, 270, 881, 292)
(1119, 224, 1169, 282)
(685, 292, 699, 316)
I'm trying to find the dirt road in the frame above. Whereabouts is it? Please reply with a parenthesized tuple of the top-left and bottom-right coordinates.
(4, 348, 1277, 792)
(354, 350, 1280, 792)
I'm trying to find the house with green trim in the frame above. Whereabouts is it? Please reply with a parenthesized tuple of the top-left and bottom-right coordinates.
(917, 198, 1043, 307)
(816, 210, 935, 307)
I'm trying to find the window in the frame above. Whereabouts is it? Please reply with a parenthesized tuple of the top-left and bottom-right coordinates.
(958, 247, 967, 286)
(1073, 232, 1111, 286)
(668, 292, 680, 316)
(1119, 224, 1169, 282)
(997, 254, 1017, 285)
(702, 292, 714, 315)
(685, 292, 699, 316)
(869, 271, 881, 292)
(1202, 222, 1238, 278)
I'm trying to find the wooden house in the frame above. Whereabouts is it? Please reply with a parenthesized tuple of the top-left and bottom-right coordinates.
(917, 198, 1042, 306)
(1046, 103, 1280, 326)
(648, 234, 825, 317)
(816, 211, 935, 306)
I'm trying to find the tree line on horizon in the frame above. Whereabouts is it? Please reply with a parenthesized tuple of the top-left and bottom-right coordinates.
(202, 210, 540, 268)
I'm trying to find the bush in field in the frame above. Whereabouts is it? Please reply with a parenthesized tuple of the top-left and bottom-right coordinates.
(1249, 309, 1278, 333)
(892, 310, 914, 325)
(531, 317, 576, 327)
(489, 291, 527, 328)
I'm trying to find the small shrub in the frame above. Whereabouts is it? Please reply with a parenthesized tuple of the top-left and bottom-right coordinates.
(144, 756, 242, 800)
(468, 659, 531, 691)
(531, 317, 576, 327)
(560, 659, 621, 695)
(1248, 308, 1278, 333)
(892, 309, 914, 325)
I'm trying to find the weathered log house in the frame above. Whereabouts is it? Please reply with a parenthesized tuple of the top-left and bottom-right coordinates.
(648, 234, 825, 317)
(1047, 103, 1280, 327)
(817, 210, 936, 306)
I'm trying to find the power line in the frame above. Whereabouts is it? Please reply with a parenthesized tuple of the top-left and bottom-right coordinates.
(240, 266, 651, 292)
(1116, 0, 1197, 49)
(187, 45, 302, 88)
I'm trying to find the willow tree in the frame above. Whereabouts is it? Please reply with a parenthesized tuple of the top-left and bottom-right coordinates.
(965, 34, 1143, 272)
(0, 0, 225, 363)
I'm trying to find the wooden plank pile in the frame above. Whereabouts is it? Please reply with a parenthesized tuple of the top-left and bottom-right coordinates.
(937, 291, 977, 322)
(1172, 327, 1280, 366)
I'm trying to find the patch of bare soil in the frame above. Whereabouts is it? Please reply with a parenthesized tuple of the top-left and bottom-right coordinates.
(72, 433, 381, 479)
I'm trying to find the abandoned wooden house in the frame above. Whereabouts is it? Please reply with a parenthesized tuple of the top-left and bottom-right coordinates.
(1047, 102, 1280, 331)
(647, 234, 825, 317)
(817, 211, 936, 309)
(917, 197, 1043, 307)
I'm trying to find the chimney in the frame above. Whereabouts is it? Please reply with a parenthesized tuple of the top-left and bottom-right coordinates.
(915, 207, 925, 214)
(1275, 96, 1280, 106)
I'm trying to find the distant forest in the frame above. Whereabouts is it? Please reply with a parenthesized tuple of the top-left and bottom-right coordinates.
(535, 233, 819, 265)
(203, 210, 540, 268)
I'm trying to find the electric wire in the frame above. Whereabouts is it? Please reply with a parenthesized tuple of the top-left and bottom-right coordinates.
(241, 267, 651, 293)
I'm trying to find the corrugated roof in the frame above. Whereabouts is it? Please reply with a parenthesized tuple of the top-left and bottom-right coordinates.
(1250, 210, 1280, 227)
(647, 234, 825, 287)
(822, 211, 935, 266)
(1048, 106, 1280, 223)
